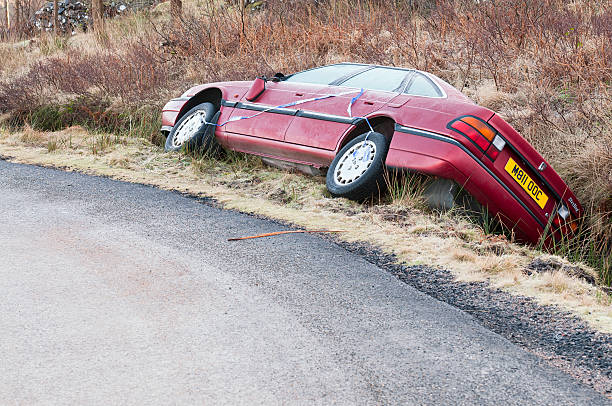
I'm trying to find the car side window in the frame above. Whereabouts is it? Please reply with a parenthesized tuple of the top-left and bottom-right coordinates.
(338, 67, 409, 92)
(284, 64, 365, 85)
(405, 72, 443, 97)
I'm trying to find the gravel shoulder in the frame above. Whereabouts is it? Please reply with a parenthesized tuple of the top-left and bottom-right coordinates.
(336, 241, 612, 397)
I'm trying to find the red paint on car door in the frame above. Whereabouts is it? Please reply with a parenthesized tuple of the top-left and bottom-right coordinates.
(223, 82, 327, 142)
(284, 87, 397, 151)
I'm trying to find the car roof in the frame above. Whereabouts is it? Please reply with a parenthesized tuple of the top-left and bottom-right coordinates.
(297, 62, 434, 77)
(287, 63, 448, 98)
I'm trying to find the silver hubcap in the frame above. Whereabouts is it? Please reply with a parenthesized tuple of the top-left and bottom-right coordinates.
(334, 140, 376, 186)
(171, 110, 208, 148)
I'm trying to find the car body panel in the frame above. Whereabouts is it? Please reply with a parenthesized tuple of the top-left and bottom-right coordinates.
(161, 64, 582, 244)
(161, 98, 189, 129)
(225, 133, 335, 167)
(224, 82, 311, 141)
(284, 86, 393, 150)
(388, 125, 547, 243)
(287, 118, 351, 151)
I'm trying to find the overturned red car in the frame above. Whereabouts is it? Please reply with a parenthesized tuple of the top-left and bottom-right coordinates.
(161, 63, 582, 244)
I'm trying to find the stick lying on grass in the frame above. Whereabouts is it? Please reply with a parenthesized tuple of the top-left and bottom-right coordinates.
(228, 230, 344, 241)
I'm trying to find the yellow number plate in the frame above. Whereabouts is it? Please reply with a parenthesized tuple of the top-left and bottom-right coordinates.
(504, 157, 549, 209)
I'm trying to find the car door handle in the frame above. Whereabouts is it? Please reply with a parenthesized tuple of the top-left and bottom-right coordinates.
(364, 101, 374, 105)
(295, 93, 304, 97)
(387, 95, 411, 108)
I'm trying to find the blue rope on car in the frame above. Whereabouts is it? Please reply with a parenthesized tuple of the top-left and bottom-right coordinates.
(347, 88, 365, 118)
(197, 87, 376, 161)
(344, 88, 375, 161)
(202, 88, 375, 132)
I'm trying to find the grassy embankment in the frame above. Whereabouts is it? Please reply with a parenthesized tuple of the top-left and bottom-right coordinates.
(1, 0, 610, 330)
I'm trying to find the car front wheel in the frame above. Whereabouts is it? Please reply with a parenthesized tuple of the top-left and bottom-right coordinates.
(326, 131, 389, 201)
(165, 102, 217, 153)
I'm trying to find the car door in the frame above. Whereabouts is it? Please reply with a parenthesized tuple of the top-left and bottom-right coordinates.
(223, 81, 305, 142)
(223, 64, 368, 157)
(394, 71, 472, 145)
(284, 67, 411, 151)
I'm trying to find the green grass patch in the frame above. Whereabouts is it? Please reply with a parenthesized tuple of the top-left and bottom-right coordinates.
(4, 97, 162, 146)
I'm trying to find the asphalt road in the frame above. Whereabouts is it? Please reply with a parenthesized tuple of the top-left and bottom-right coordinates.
(0, 159, 608, 405)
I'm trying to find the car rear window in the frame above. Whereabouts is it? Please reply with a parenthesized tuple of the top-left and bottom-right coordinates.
(285, 64, 365, 85)
(339, 67, 409, 92)
(405, 72, 443, 97)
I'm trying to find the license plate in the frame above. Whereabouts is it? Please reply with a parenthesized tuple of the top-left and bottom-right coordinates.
(504, 157, 549, 209)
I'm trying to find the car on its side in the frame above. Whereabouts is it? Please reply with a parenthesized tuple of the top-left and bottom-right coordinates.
(161, 63, 582, 244)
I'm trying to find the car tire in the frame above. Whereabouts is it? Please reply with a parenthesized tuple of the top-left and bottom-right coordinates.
(165, 102, 218, 153)
(326, 131, 389, 201)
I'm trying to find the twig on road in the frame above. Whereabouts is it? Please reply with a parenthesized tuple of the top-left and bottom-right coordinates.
(228, 230, 344, 241)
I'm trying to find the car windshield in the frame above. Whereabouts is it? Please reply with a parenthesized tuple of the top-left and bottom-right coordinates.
(284, 64, 365, 85)
(405, 72, 443, 97)
(338, 67, 409, 93)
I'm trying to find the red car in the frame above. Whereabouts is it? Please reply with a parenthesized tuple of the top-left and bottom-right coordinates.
(161, 63, 582, 244)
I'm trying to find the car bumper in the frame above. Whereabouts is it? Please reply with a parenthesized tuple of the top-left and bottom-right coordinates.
(161, 97, 190, 131)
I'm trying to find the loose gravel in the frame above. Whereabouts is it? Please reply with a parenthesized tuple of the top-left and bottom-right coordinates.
(335, 241, 612, 397)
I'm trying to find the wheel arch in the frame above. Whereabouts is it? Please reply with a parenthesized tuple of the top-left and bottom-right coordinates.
(176, 87, 224, 123)
(336, 115, 396, 154)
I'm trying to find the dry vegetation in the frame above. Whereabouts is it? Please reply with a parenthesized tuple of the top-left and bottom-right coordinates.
(0, 0, 610, 321)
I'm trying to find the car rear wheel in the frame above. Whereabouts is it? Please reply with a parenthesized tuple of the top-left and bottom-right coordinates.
(326, 132, 389, 201)
(165, 102, 217, 153)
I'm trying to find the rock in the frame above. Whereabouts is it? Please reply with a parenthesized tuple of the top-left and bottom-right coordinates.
(524, 256, 598, 285)
(561, 264, 597, 285)
(31, 0, 154, 34)
(525, 256, 562, 274)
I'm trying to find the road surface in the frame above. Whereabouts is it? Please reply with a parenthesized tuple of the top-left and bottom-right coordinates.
(0, 159, 607, 405)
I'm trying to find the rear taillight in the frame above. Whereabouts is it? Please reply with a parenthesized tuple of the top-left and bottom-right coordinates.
(448, 115, 504, 161)
(462, 116, 495, 141)
(552, 204, 579, 235)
